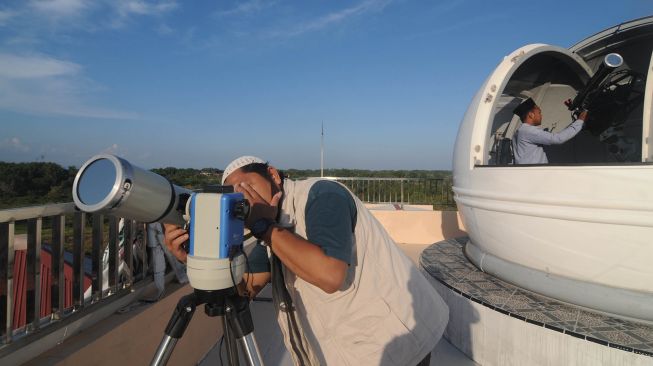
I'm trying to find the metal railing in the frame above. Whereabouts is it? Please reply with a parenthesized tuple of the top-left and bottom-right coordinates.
(0, 203, 149, 348)
(321, 177, 455, 208)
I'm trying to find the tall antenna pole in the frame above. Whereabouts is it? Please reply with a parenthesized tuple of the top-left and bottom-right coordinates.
(321, 121, 324, 177)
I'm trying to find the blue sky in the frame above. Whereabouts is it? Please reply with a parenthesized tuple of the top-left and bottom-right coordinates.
(0, 0, 651, 170)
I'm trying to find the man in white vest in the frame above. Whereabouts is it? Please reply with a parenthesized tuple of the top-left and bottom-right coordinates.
(164, 156, 449, 365)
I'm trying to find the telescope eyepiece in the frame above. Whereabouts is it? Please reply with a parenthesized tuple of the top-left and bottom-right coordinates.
(233, 200, 250, 221)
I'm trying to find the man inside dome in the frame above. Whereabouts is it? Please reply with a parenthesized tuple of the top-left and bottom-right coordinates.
(512, 98, 588, 164)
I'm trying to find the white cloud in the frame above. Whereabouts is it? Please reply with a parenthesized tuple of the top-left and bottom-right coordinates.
(0, 53, 81, 79)
(101, 143, 129, 156)
(215, 0, 276, 17)
(0, 9, 18, 26)
(405, 13, 507, 40)
(29, 0, 90, 19)
(0, 137, 31, 153)
(264, 0, 392, 38)
(156, 23, 174, 35)
(0, 53, 136, 119)
(111, 0, 177, 27)
(116, 0, 177, 16)
(6, 35, 41, 46)
(18, 1, 178, 30)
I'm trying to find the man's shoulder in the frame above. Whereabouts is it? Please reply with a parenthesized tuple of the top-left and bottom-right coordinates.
(307, 179, 351, 199)
(519, 123, 537, 131)
(518, 123, 545, 137)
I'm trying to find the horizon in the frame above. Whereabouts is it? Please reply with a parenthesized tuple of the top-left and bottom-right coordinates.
(1, 1, 652, 170)
(0, 158, 454, 172)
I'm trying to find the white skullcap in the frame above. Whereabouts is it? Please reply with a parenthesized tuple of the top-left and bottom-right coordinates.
(222, 155, 266, 184)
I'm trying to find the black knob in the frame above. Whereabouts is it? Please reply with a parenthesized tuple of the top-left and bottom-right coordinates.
(233, 200, 250, 221)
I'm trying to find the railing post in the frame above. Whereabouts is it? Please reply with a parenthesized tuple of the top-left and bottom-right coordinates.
(123, 220, 133, 288)
(92, 215, 103, 302)
(73, 212, 85, 309)
(108, 216, 119, 295)
(26, 218, 42, 332)
(141, 223, 148, 283)
(442, 178, 447, 204)
(366, 180, 370, 203)
(0, 222, 14, 344)
(377, 180, 380, 203)
(51, 215, 65, 318)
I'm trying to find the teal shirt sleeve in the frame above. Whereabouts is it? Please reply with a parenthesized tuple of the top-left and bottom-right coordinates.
(245, 242, 270, 273)
(305, 180, 357, 265)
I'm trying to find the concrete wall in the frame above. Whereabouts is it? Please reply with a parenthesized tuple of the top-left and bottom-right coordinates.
(370, 210, 466, 245)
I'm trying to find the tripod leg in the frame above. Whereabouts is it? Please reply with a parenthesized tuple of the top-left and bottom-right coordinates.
(226, 296, 264, 366)
(223, 315, 241, 366)
(151, 293, 197, 366)
(238, 333, 264, 366)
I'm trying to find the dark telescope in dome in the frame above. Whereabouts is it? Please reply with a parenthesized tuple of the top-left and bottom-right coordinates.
(565, 52, 624, 113)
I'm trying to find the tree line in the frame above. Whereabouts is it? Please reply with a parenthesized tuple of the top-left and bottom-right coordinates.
(0, 162, 78, 209)
(0, 162, 452, 209)
(284, 168, 451, 180)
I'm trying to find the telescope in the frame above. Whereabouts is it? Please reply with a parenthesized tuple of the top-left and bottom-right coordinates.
(73, 154, 192, 226)
(73, 154, 263, 366)
(565, 53, 624, 114)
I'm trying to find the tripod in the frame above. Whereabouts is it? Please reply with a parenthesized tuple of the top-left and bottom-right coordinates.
(151, 287, 264, 366)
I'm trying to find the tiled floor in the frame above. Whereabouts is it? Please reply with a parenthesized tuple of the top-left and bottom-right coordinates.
(421, 237, 653, 357)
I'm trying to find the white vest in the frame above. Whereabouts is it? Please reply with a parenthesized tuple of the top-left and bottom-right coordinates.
(273, 178, 449, 365)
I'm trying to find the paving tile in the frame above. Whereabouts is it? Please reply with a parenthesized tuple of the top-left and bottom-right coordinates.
(590, 330, 641, 345)
(631, 327, 653, 340)
(511, 309, 557, 324)
(546, 308, 579, 322)
(576, 310, 616, 328)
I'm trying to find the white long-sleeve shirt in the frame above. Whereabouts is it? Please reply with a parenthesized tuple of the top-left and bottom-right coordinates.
(512, 119, 584, 164)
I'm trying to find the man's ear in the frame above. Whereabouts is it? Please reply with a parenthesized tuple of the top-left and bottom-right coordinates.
(268, 166, 282, 185)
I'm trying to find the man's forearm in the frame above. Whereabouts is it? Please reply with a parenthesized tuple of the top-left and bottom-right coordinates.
(241, 272, 271, 299)
(552, 119, 584, 144)
(266, 226, 347, 294)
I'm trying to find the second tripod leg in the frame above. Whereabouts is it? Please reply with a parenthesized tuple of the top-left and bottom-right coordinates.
(222, 315, 241, 366)
(225, 296, 263, 366)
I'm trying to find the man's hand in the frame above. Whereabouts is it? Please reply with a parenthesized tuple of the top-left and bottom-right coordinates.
(235, 182, 282, 228)
(578, 110, 589, 122)
(163, 223, 189, 263)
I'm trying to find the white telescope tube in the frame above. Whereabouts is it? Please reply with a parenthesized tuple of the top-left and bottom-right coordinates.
(73, 154, 191, 226)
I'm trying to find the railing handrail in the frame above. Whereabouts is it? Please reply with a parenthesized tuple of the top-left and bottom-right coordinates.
(0, 203, 76, 222)
(315, 176, 449, 182)
(313, 176, 454, 207)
